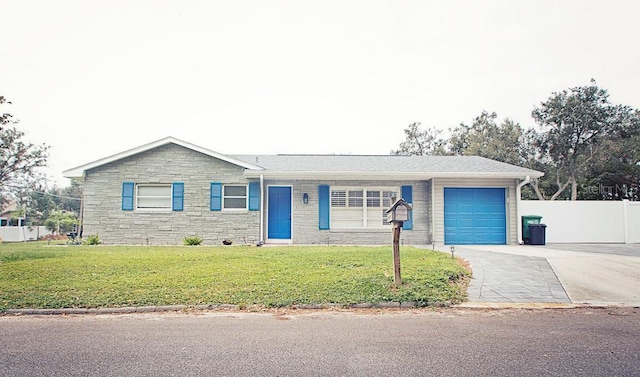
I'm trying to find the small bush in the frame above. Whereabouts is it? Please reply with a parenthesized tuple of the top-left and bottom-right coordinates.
(83, 234, 101, 245)
(183, 235, 203, 246)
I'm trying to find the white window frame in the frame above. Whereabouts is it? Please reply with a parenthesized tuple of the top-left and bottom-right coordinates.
(223, 184, 248, 210)
(136, 184, 172, 210)
(330, 186, 399, 229)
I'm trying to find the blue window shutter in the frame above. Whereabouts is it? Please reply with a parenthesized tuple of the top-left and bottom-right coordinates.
(248, 182, 260, 211)
(401, 185, 413, 230)
(210, 182, 222, 211)
(318, 185, 330, 230)
(122, 182, 134, 211)
(172, 182, 184, 211)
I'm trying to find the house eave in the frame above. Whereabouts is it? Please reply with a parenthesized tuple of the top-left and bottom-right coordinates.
(243, 170, 544, 180)
(63, 136, 264, 179)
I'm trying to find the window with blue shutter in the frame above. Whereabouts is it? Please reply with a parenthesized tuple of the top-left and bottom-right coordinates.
(172, 182, 184, 211)
(401, 185, 413, 230)
(210, 182, 222, 211)
(248, 182, 260, 211)
(122, 182, 134, 211)
(318, 185, 330, 230)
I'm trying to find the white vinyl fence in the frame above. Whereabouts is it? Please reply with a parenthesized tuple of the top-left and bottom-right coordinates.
(0, 226, 52, 242)
(520, 200, 640, 244)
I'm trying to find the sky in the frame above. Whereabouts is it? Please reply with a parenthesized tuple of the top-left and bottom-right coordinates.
(2, 0, 640, 187)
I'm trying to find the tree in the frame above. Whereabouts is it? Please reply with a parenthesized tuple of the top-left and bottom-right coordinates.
(0, 96, 49, 208)
(391, 122, 448, 156)
(531, 80, 640, 200)
(56, 180, 83, 214)
(44, 210, 79, 235)
(579, 129, 640, 200)
(17, 183, 57, 226)
(448, 111, 529, 166)
(14, 182, 83, 227)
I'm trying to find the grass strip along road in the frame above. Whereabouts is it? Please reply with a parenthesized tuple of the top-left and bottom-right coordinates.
(0, 242, 469, 311)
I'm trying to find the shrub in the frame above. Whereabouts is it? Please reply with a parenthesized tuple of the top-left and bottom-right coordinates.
(83, 234, 101, 245)
(183, 235, 203, 246)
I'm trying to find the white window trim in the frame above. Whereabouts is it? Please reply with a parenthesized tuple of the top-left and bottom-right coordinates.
(135, 184, 172, 211)
(222, 184, 249, 211)
(330, 186, 399, 229)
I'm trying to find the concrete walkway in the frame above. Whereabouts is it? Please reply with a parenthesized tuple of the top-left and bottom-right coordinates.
(434, 243, 640, 306)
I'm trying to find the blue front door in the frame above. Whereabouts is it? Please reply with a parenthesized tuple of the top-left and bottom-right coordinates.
(268, 186, 292, 239)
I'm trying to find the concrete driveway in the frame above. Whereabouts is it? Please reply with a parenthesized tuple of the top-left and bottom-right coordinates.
(435, 243, 640, 306)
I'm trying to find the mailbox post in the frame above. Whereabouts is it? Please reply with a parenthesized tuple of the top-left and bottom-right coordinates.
(386, 198, 412, 287)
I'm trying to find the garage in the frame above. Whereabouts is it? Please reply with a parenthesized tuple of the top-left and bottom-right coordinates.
(444, 188, 506, 245)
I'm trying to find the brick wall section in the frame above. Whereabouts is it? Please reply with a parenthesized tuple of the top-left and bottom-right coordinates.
(82, 144, 260, 245)
(264, 179, 432, 245)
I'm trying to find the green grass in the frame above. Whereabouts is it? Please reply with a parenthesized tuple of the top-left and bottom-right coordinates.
(0, 242, 470, 311)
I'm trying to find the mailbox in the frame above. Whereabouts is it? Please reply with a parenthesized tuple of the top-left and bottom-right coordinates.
(386, 198, 412, 223)
(387, 198, 412, 287)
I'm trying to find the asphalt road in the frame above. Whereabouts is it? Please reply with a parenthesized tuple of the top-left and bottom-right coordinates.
(2, 307, 639, 377)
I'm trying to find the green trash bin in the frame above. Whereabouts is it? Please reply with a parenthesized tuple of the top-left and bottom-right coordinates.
(522, 215, 543, 244)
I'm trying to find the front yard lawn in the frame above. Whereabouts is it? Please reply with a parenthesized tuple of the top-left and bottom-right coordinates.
(0, 242, 470, 311)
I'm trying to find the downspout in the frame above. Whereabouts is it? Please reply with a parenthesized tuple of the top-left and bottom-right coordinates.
(430, 178, 436, 245)
(259, 174, 265, 245)
(78, 189, 84, 239)
(516, 176, 531, 244)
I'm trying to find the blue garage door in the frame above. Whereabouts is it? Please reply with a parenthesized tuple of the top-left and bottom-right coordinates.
(444, 188, 506, 245)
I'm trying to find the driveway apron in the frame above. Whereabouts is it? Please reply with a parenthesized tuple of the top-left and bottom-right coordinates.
(433, 246, 570, 304)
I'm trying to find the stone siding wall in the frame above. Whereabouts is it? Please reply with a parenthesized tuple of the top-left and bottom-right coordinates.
(82, 144, 260, 245)
(82, 144, 434, 246)
(264, 179, 432, 246)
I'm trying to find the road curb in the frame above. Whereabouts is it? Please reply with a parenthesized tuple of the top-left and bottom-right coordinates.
(454, 302, 634, 309)
(3, 301, 633, 316)
(1, 301, 452, 316)
(3, 305, 222, 316)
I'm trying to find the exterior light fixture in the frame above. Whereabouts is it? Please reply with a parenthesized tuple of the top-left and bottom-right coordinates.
(303, 193, 309, 204)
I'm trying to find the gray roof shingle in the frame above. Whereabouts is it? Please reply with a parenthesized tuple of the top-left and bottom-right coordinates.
(63, 136, 543, 180)
(232, 154, 543, 178)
